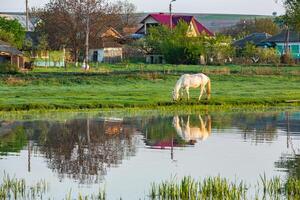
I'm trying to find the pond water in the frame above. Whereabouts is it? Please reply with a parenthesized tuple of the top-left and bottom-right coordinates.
(0, 110, 300, 199)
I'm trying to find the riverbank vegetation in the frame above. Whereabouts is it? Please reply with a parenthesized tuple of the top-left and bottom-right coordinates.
(1, 174, 300, 200)
(0, 64, 300, 111)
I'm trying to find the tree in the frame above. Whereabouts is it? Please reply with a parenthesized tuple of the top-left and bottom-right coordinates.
(284, 0, 300, 31)
(206, 35, 235, 65)
(221, 18, 280, 39)
(145, 21, 234, 65)
(145, 21, 208, 64)
(0, 17, 25, 48)
(0, 29, 15, 45)
(34, 0, 135, 67)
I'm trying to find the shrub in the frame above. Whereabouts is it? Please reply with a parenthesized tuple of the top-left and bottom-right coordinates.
(281, 53, 295, 65)
(240, 43, 280, 65)
(0, 63, 19, 73)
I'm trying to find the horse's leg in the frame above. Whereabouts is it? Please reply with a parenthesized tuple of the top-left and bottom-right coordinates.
(199, 85, 204, 101)
(185, 87, 190, 100)
(180, 88, 184, 100)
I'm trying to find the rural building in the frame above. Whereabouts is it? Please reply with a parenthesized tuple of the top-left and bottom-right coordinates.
(0, 40, 24, 68)
(136, 13, 213, 64)
(88, 27, 123, 63)
(233, 32, 272, 48)
(136, 13, 213, 36)
(263, 30, 300, 59)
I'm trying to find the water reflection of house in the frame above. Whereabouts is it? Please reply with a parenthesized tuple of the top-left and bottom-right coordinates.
(88, 27, 123, 63)
(0, 40, 24, 68)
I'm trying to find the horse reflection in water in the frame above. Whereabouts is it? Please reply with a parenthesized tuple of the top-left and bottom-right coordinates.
(173, 115, 212, 145)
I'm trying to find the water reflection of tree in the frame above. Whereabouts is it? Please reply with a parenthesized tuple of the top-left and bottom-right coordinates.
(213, 113, 279, 142)
(275, 153, 300, 179)
(142, 116, 187, 148)
(0, 118, 138, 184)
(33, 119, 138, 184)
(0, 125, 27, 157)
(275, 112, 300, 179)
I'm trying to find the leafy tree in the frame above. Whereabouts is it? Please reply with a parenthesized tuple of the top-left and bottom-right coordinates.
(34, 0, 135, 63)
(206, 34, 235, 65)
(145, 21, 234, 65)
(284, 0, 300, 31)
(0, 29, 15, 45)
(0, 17, 25, 48)
(221, 18, 280, 39)
(145, 21, 208, 64)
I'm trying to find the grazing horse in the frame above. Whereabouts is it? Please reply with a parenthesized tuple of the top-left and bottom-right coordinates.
(172, 73, 211, 101)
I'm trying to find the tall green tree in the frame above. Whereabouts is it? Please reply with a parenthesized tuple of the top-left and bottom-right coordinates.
(221, 18, 280, 39)
(145, 21, 208, 64)
(0, 17, 25, 48)
(284, 0, 300, 31)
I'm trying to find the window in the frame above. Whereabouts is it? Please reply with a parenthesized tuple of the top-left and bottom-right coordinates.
(291, 44, 300, 54)
(276, 45, 283, 54)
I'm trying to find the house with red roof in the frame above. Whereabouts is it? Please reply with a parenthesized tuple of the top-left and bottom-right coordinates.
(136, 13, 213, 37)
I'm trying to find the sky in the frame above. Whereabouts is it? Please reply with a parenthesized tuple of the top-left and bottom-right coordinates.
(0, 0, 285, 15)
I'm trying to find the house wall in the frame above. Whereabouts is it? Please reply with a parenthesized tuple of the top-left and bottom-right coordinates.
(89, 49, 104, 62)
(276, 42, 300, 59)
(103, 48, 123, 63)
(33, 50, 65, 67)
(143, 17, 159, 34)
(187, 22, 198, 37)
(89, 48, 122, 63)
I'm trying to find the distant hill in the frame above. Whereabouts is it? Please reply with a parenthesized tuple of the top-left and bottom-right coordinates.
(0, 12, 273, 33)
(135, 13, 273, 32)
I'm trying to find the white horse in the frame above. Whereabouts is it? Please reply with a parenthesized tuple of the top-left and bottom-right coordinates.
(172, 73, 211, 101)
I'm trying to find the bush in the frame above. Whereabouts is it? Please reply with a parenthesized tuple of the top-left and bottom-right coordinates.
(257, 48, 280, 65)
(0, 62, 19, 73)
(240, 43, 280, 65)
(281, 53, 295, 65)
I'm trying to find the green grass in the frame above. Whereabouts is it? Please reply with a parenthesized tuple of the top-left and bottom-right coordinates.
(0, 64, 300, 111)
(2, 173, 300, 200)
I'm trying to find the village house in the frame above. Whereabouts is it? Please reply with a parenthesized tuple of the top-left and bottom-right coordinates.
(136, 13, 213, 36)
(88, 27, 123, 63)
(135, 13, 213, 64)
(0, 40, 24, 68)
(263, 30, 300, 60)
(233, 32, 273, 49)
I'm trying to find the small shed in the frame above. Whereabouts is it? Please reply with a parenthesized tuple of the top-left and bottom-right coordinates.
(89, 27, 123, 63)
(0, 40, 24, 68)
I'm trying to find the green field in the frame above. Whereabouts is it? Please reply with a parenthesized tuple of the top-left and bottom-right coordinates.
(0, 64, 300, 111)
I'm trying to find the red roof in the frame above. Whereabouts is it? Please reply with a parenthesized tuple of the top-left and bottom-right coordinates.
(140, 13, 213, 36)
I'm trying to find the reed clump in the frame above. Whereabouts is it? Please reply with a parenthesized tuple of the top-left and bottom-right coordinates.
(150, 175, 300, 200)
(0, 173, 47, 200)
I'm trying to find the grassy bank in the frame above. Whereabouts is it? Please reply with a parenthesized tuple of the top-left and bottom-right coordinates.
(0, 64, 300, 111)
(1, 174, 300, 200)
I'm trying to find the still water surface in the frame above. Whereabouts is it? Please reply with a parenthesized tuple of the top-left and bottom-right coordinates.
(0, 111, 300, 199)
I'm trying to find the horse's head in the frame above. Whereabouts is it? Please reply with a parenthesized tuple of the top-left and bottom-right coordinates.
(172, 89, 179, 101)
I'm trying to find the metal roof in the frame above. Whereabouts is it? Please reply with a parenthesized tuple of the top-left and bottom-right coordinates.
(263, 30, 300, 43)
(0, 40, 23, 56)
(233, 32, 272, 48)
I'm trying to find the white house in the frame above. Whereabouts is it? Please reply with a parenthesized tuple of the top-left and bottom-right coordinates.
(89, 27, 123, 63)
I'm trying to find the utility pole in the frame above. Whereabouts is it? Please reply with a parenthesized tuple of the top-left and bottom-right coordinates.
(284, 26, 290, 55)
(25, 0, 29, 31)
(169, 0, 176, 31)
(84, 0, 90, 71)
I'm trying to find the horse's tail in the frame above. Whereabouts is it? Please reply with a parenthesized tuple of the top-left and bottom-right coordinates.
(206, 79, 211, 99)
